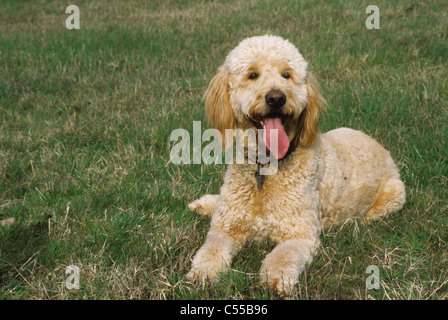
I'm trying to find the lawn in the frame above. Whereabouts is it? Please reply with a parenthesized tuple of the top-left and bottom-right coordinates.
(0, 0, 447, 299)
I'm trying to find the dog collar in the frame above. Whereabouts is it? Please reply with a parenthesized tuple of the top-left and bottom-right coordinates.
(255, 131, 300, 188)
(281, 130, 300, 160)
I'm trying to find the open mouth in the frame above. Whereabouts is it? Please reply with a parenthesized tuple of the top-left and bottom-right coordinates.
(249, 115, 291, 160)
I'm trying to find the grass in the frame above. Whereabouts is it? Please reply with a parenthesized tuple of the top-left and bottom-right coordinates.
(0, 0, 447, 299)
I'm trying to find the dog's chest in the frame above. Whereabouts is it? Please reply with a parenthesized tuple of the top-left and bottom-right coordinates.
(246, 182, 299, 240)
(250, 213, 278, 241)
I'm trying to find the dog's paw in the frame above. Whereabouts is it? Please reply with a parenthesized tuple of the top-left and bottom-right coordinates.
(259, 267, 297, 296)
(186, 267, 220, 285)
(188, 195, 218, 218)
(259, 247, 303, 296)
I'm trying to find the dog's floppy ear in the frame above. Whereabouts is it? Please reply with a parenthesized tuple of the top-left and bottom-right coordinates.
(204, 67, 236, 146)
(298, 73, 326, 147)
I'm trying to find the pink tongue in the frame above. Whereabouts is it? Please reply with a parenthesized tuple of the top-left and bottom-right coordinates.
(262, 118, 290, 160)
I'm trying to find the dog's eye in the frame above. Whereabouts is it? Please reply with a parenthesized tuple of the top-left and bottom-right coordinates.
(248, 72, 259, 80)
(282, 72, 291, 79)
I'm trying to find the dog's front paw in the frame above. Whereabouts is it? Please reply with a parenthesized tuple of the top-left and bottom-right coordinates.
(259, 239, 316, 296)
(259, 245, 304, 295)
(186, 267, 219, 284)
(260, 264, 298, 296)
(188, 194, 219, 218)
(186, 258, 224, 285)
(187, 231, 235, 284)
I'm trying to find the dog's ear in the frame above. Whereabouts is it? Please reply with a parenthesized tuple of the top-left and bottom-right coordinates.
(298, 73, 326, 147)
(204, 67, 236, 147)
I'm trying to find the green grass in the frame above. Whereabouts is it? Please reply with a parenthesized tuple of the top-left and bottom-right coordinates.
(0, 0, 447, 299)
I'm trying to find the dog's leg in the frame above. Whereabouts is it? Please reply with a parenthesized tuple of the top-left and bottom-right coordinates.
(363, 178, 406, 223)
(260, 236, 320, 295)
(187, 229, 241, 283)
(188, 194, 219, 218)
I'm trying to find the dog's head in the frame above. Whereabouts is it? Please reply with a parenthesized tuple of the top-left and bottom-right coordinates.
(205, 35, 326, 159)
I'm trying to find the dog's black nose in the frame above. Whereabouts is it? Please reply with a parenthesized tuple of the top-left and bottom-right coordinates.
(265, 89, 286, 109)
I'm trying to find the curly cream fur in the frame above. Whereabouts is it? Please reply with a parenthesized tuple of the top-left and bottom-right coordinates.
(187, 35, 406, 295)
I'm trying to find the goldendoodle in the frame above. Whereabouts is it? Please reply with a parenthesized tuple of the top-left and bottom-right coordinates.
(187, 35, 405, 294)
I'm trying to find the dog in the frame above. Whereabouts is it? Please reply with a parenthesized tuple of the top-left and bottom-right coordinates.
(186, 35, 405, 294)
